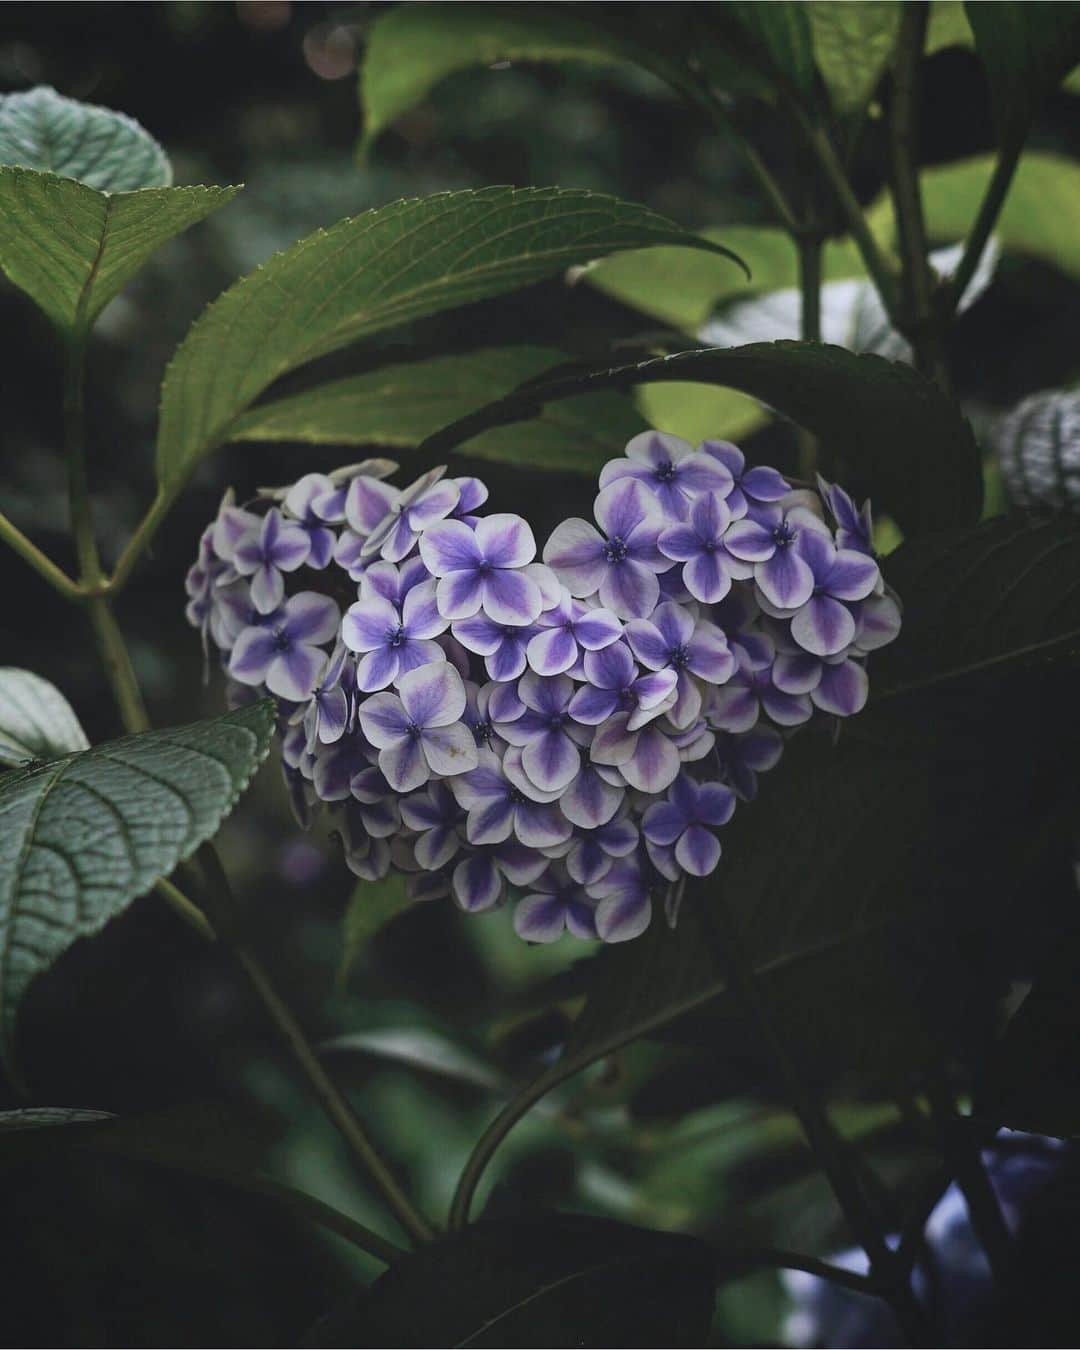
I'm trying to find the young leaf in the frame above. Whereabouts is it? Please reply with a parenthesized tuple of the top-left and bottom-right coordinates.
(0, 668, 89, 768)
(0, 700, 274, 1072)
(313, 1213, 716, 1347)
(964, 1, 1080, 146)
(155, 187, 745, 498)
(806, 1, 903, 117)
(0, 86, 170, 191)
(0, 167, 239, 336)
(416, 342, 983, 537)
(874, 512, 1080, 698)
(231, 347, 646, 473)
(357, 3, 698, 155)
(869, 151, 1080, 282)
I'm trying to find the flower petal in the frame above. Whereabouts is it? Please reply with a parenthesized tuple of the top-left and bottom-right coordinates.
(422, 722, 480, 777)
(476, 512, 536, 568)
(542, 518, 606, 596)
(398, 660, 467, 728)
(790, 595, 856, 657)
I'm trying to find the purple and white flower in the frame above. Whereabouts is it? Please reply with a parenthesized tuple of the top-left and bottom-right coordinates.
(229, 592, 340, 701)
(420, 512, 542, 625)
(514, 865, 598, 943)
(599, 431, 732, 521)
(657, 492, 750, 604)
(543, 478, 672, 620)
(497, 671, 592, 793)
(707, 633, 812, 731)
(625, 601, 734, 728)
(233, 508, 312, 613)
(700, 439, 790, 516)
(283, 473, 340, 568)
(526, 594, 622, 677)
(343, 579, 449, 691)
(363, 468, 460, 563)
(642, 774, 735, 877)
(358, 661, 478, 792)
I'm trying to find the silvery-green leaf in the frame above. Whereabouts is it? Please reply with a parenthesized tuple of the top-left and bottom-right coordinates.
(0, 86, 170, 191)
(0, 701, 274, 1072)
(0, 669, 89, 768)
(996, 388, 1080, 511)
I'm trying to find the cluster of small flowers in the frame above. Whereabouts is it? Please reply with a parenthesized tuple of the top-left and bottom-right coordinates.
(185, 433, 900, 944)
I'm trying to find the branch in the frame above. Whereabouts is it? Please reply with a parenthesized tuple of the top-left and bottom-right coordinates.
(0, 509, 84, 602)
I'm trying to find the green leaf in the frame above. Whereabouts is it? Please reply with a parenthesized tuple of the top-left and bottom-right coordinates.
(0, 700, 274, 1072)
(726, 1, 818, 100)
(232, 347, 646, 474)
(964, 1, 1080, 145)
(314, 1213, 716, 1347)
(636, 383, 769, 448)
(155, 186, 744, 498)
(0, 86, 170, 191)
(587, 226, 864, 334)
(357, 3, 698, 156)
(927, 1, 974, 53)
(337, 873, 415, 990)
(806, 1, 902, 116)
(416, 341, 982, 537)
(0, 669, 88, 768)
(0, 167, 240, 334)
(874, 513, 1080, 698)
(321, 1028, 504, 1093)
(869, 151, 1080, 282)
(0, 1106, 113, 1132)
(980, 961, 1080, 1139)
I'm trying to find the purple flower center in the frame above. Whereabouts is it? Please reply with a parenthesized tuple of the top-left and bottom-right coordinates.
(387, 624, 407, 648)
(668, 644, 689, 669)
(501, 625, 519, 639)
(772, 522, 797, 549)
(273, 629, 293, 653)
(546, 711, 567, 730)
(508, 786, 528, 805)
(604, 536, 628, 564)
(469, 717, 494, 746)
(477, 559, 493, 575)
(618, 686, 637, 709)
(406, 720, 423, 738)
(654, 460, 677, 483)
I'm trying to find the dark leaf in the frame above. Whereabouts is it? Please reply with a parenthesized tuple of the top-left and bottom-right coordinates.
(965, 1, 1080, 146)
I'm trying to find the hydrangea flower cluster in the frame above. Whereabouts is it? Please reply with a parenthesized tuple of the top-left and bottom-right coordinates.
(185, 433, 901, 945)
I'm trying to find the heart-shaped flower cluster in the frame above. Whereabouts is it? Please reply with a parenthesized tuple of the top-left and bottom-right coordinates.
(185, 433, 900, 943)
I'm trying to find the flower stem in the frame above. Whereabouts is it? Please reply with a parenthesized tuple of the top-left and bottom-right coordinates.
(705, 896, 933, 1346)
(0, 509, 84, 601)
(234, 943, 437, 1247)
(944, 139, 1023, 317)
(86, 594, 151, 733)
(797, 232, 823, 343)
(107, 487, 172, 595)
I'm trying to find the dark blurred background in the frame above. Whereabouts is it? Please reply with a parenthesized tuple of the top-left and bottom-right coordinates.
(1, 4, 1078, 1345)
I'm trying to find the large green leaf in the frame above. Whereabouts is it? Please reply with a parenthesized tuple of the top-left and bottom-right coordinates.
(868, 151, 1080, 281)
(416, 341, 982, 537)
(0, 166, 239, 335)
(313, 1213, 716, 1347)
(337, 873, 414, 989)
(0, 86, 170, 191)
(154, 187, 744, 497)
(927, 1, 974, 53)
(231, 347, 646, 474)
(964, 1, 1080, 145)
(806, 1, 902, 117)
(874, 513, 1080, 698)
(0, 669, 88, 768)
(357, 3, 698, 155)
(0, 701, 274, 1071)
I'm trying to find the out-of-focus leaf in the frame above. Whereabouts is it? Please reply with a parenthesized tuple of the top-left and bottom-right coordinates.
(875, 513, 1080, 698)
(806, 1, 902, 116)
(312, 1213, 716, 1347)
(0, 669, 89, 768)
(587, 226, 863, 334)
(232, 347, 646, 474)
(727, 1, 818, 100)
(964, 1, 1080, 145)
(636, 383, 768, 448)
(321, 1028, 504, 1093)
(337, 874, 414, 990)
(0, 701, 274, 1072)
(0, 85, 170, 190)
(868, 151, 1080, 281)
(0, 1107, 113, 1132)
(927, 1, 974, 53)
(0, 168, 239, 334)
(357, 3, 699, 155)
(417, 342, 982, 537)
(155, 186, 745, 498)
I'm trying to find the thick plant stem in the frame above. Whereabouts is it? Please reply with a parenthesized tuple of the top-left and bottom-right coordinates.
(888, 3, 950, 390)
(706, 898, 932, 1346)
(789, 105, 900, 318)
(797, 233, 823, 344)
(925, 1078, 1013, 1284)
(0, 510, 84, 601)
(108, 487, 172, 594)
(235, 945, 437, 1247)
